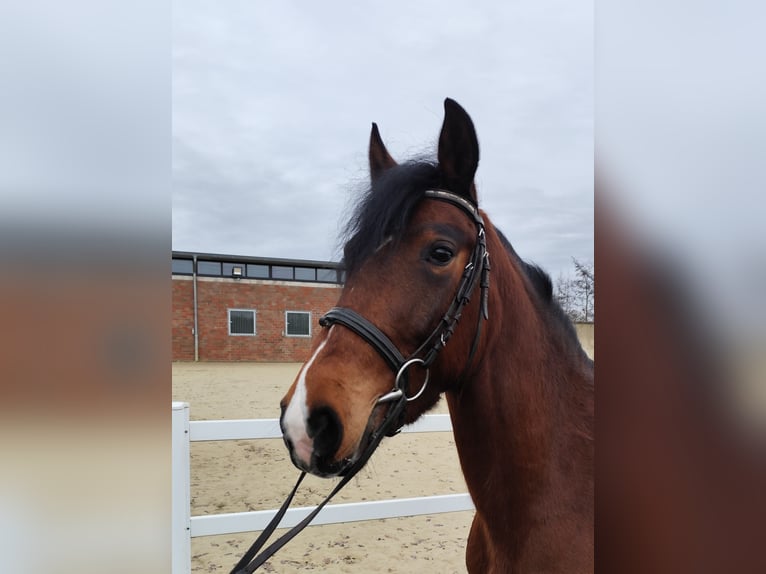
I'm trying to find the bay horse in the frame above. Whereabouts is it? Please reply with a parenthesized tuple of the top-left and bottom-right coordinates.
(280, 99, 594, 572)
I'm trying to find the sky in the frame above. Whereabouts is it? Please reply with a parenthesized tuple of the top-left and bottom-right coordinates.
(172, 1, 593, 280)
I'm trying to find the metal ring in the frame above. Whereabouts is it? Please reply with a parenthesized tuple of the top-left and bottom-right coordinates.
(394, 358, 430, 402)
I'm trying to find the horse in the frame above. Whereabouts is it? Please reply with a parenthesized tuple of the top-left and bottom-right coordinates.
(279, 98, 594, 573)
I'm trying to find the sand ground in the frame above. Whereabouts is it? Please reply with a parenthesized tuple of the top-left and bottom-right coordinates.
(173, 362, 473, 573)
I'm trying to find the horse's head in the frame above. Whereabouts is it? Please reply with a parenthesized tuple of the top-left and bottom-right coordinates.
(280, 99, 489, 477)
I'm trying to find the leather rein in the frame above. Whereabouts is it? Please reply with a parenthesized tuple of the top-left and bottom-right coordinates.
(230, 189, 491, 573)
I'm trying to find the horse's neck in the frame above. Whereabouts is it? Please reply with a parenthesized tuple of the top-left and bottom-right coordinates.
(446, 305, 593, 556)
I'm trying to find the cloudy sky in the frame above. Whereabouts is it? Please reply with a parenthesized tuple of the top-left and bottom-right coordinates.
(172, 1, 592, 280)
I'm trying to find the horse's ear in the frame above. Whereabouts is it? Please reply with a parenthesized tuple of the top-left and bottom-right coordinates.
(369, 122, 397, 182)
(438, 98, 479, 203)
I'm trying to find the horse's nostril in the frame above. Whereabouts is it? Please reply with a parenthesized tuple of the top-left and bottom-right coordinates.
(307, 406, 343, 459)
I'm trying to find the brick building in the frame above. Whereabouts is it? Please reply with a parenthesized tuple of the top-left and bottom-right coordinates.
(172, 251, 343, 362)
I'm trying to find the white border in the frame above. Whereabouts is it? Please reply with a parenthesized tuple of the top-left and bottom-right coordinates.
(228, 308, 257, 336)
(285, 310, 311, 337)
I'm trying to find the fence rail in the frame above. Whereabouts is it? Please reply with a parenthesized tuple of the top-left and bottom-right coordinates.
(171, 401, 474, 574)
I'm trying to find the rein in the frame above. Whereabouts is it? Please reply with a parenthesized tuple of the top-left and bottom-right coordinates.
(231, 189, 490, 573)
(230, 393, 407, 574)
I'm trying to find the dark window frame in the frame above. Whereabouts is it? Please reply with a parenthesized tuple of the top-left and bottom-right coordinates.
(271, 266, 294, 280)
(246, 264, 270, 279)
(316, 268, 338, 283)
(172, 258, 194, 275)
(198, 260, 222, 276)
(294, 267, 316, 281)
(171, 255, 343, 284)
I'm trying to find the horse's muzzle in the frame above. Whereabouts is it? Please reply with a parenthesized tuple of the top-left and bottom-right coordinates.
(280, 404, 348, 478)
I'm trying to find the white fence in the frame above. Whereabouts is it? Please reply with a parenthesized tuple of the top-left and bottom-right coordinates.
(171, 402, 474, 574)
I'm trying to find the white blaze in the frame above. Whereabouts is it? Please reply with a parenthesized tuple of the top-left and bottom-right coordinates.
(282, 334, 330, 465)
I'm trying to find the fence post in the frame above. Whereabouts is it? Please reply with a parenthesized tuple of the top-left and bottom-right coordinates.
(172, 402, 191, 574)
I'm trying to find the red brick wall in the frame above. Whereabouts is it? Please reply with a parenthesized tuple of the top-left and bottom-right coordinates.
(172, 276, 342, 362)
(172, 279, 195, 360)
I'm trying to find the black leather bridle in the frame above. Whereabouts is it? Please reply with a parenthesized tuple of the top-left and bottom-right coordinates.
(231, 189, 491, 573)
(320, 189, 491, 420)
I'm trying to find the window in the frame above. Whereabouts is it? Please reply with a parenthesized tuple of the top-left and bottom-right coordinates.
(247, 264, 269, 278)
(316, 268, 337, 283)
(294, 267, 316, 281)
(285, 311, 311, 337)
(272, 266, 293, 280)
(198, 261, 222, 276)
(229, 309, 256, 335)
(172, 258, 193, 275)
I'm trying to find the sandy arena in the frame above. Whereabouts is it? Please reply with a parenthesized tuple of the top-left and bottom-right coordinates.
(173, 362, 473, 573)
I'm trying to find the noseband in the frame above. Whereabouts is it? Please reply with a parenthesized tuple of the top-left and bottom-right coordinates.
(231, 189, 490, 573)
(319, 189, 491, 434)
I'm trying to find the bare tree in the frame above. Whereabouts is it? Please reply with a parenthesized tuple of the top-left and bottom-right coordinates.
(554, 270, 579, 322)
(572, 258, 595, 322)
(553, 258, 595, 322)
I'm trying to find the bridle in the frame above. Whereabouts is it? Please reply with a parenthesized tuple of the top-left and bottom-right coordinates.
(321, 189, 491, 420)
(231, 189, 491, 573)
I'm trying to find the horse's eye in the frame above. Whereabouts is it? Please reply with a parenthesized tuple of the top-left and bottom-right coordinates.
(428, 246, 454, 266)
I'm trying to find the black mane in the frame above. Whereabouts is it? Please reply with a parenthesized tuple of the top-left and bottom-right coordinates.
(341, 160, 440, 275)
(495, 228, 583, 346)
(494, 229, 554, 302)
